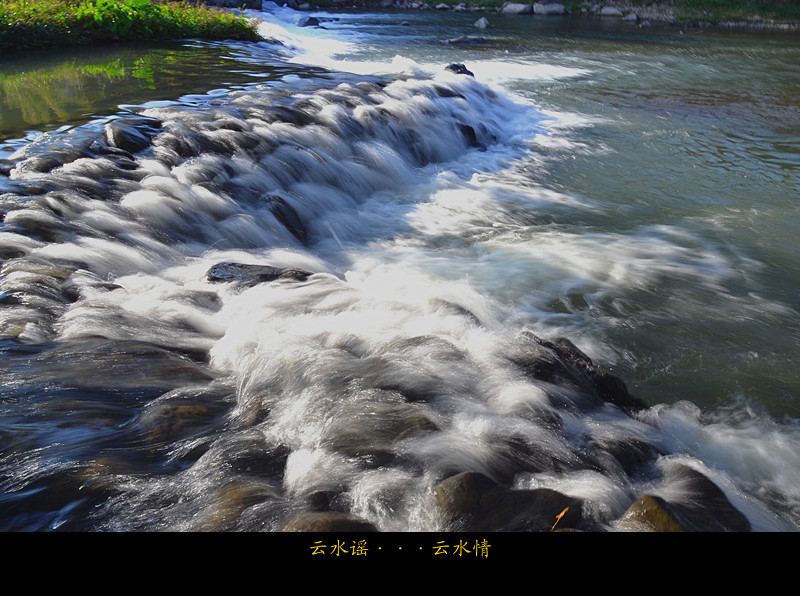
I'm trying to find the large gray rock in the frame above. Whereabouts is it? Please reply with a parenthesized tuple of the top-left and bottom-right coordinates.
(534, 1, 565, 15)
(501, 2, 533, 15)
(600, 6, 624, 16)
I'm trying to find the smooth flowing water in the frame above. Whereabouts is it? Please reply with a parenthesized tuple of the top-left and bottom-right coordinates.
(0, 4, 798, 532)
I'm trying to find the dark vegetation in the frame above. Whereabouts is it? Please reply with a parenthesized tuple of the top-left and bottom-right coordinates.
(671, 0, 800, 22)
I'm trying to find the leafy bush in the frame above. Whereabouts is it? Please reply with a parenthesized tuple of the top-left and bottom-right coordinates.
(0, 0, 261, 52)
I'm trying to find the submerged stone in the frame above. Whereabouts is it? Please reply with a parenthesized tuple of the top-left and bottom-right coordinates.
(444, 35, 486, 46)
(130, 384, 234, 448)
(263, 194, 309, 245)
(27, 339, 214, 391)
(324, 397, 439, 466)
(298, 16, 320, 27)
(283, 511, 378, 532)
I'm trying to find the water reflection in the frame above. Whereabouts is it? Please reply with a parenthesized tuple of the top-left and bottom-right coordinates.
(0, 40, 321, 142)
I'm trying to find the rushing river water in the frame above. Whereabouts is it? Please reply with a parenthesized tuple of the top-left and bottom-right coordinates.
(0, 3, 799, 532)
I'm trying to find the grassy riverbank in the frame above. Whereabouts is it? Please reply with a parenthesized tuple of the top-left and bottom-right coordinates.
(0, 0, 262, 53)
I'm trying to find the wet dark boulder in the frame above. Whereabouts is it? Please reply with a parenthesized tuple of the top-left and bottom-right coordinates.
(128, 383, 235, 449)
(539, 335, 647, 414)
(434, 471, 592, 531)
(205, 262, 313, 287)
(458, 123, 479, 147)
(192, 481, 282, 531)
(324, 396, 439, 468)
(508, 331, 648, 415)
(298, 16, 320, 27)
(104, 117, 162, 155)
(617, 464, 752, 532)
(590, 436, 663, 477)
(29, 339, 215, 391)
(446, 63, 475, 77)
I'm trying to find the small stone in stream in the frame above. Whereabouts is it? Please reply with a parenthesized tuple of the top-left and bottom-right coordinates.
(474, 16, 490, 29)
(446, 63, 475, 77)
(298, 16, 319, 27)
(205, 262, 313, 287)
(104, 117, 162, 154)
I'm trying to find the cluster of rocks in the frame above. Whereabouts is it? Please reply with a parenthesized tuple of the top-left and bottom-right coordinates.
(184, 0, 797, 31)
(290, 1, 798, 29)
(424, 1, 661, 23)
(198, 262, 753, 532)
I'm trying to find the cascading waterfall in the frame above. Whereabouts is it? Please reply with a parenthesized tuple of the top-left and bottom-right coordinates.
(1, 4, 799, 533)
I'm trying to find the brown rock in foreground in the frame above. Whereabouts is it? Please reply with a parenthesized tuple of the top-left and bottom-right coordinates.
(617, 464, 751, 532)
(434, 471, 591, 531)
(283, 511, 379, 532)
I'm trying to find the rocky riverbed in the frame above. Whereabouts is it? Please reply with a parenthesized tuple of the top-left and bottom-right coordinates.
(219, 0, 800, 31)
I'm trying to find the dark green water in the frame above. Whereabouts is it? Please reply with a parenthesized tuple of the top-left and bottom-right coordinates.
(0, 39, 328, 145)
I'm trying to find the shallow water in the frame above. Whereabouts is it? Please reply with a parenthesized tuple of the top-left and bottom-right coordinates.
(0, 5, 798, 532)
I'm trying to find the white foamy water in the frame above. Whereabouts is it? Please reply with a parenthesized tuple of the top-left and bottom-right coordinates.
(0, 5, 798, 532)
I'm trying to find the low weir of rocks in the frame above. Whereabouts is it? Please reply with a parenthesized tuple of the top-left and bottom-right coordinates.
(0, 64, 754, 531)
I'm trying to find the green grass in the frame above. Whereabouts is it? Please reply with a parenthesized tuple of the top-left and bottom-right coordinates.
(0, 0, 263, 53)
